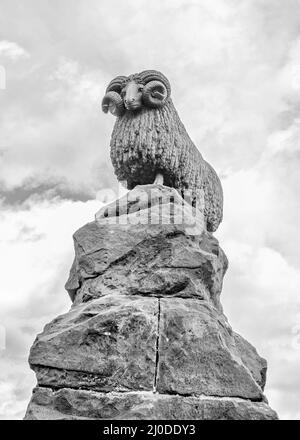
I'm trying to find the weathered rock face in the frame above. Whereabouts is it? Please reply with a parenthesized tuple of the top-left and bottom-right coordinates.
(24, 185, 278, 420)
(25, 388, 277, 420)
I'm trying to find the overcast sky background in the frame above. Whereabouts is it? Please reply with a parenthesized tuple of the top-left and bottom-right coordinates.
(0, 0, 300, 419)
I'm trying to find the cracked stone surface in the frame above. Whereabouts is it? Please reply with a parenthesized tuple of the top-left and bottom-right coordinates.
(156, 299, 266, 399)
(65, 186, 227, 312)
(25, 387, 278, 420)
(24, 185, 278, 420)
(29, 295, 158, 392)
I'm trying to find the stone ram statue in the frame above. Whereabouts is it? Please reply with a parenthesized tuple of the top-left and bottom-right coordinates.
(102, 70, 223, 232)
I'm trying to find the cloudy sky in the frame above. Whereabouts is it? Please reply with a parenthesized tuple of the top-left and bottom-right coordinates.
(0, 0, 300, 419)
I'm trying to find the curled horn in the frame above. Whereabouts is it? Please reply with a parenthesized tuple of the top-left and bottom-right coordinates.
(102, 91, 125, 116)
(139, 70, 171, 108)
(102, 75, 127, 116)
(142, 81, 168, 108)
(106, 75, 127, 94)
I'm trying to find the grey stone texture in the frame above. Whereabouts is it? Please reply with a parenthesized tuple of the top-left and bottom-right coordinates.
(25, 185, 278, 420)
(25, 387, 277, 420)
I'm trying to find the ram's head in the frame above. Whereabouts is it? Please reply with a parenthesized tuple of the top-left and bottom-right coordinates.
(102, 70, 171, 116)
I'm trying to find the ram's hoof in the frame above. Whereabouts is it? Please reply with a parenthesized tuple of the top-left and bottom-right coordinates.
(154, 173, 164, 185)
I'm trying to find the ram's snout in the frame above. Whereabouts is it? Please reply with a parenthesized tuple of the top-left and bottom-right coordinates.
(123, 81, 143, 111)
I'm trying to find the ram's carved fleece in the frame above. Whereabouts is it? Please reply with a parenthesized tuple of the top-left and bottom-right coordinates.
(102, 70, 223, 232)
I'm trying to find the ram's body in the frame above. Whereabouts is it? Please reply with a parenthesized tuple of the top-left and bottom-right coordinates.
(102, 71, 223, 232)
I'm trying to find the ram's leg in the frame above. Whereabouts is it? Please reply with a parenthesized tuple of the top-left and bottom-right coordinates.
(154, 173, 164, 185)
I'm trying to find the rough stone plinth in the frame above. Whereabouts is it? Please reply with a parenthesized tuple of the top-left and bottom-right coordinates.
(25, 387, 277, 420)
(24, 185, 278, 420)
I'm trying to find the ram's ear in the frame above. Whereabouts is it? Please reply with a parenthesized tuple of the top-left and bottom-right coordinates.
(102, 91, 125, 116)
(142, 81, 168, 108)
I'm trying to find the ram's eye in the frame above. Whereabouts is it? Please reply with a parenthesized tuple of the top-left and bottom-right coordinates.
(138, 85, 144, 91)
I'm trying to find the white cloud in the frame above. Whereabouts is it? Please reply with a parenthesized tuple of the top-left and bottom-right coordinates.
(0, 196, 102, 419)
(0, 380, 30, 420)
(216, 143, 300, 419)
(2, 0, 300, 194)
(0, 197, 101, 313)
(0, 56, 114, 195)
(0, 40, 29, 61)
